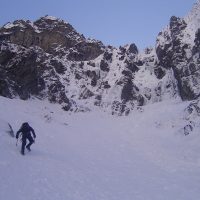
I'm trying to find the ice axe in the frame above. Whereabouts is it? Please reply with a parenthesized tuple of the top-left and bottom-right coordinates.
(16, 138, 19, 146)
(16, 133, 22, 146)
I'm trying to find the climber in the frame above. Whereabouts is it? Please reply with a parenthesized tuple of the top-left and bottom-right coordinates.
(16, 122, 36, 155)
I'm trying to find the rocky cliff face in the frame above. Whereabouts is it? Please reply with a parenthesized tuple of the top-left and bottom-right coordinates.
(156, 2, 200, 101)
(0, 2, 200, 115)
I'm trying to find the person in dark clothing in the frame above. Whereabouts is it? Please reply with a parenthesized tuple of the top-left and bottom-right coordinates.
(16, 122, 36, 155)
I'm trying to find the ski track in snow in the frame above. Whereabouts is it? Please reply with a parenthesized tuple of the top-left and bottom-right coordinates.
(0, 96, 200, 200)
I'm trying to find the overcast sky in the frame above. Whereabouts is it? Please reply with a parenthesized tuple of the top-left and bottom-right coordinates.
(0, 0, 197, 50)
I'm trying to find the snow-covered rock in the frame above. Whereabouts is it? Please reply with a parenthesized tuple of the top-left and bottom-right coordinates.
(0, 119, 14, 137)
(0, 2, 200, 115)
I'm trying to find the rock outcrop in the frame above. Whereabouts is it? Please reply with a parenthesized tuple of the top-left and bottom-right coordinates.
(0, 2, 200, 115)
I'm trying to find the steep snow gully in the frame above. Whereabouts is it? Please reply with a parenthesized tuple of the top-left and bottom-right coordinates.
(1, 96, 200, 200)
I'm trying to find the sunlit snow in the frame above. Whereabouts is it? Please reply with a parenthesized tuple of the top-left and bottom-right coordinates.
(1, 96, 200, 200)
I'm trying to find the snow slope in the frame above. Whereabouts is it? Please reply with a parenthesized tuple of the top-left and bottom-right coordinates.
(0, 96, 200, 200)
